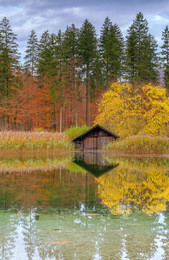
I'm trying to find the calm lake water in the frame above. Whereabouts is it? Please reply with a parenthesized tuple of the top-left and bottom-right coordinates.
(0, 152, 169, 260)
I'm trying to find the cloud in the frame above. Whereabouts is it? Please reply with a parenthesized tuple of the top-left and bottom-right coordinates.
(0, 0, 169, 62)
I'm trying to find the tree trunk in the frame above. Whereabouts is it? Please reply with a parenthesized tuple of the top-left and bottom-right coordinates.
(86, 64, 90, 126)
(60, 98, 62, 132)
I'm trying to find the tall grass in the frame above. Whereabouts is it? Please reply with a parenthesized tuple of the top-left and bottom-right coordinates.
(104, 135, 169, 155)
(64, 125, 89, 140)
(0, 131, 73, 153)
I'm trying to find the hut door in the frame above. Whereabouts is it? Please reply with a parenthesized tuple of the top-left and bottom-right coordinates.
(84, 137, 97, 150)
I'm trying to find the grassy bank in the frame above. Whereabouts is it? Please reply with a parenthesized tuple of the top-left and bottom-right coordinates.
(103, 135, 169, 155)
(0, 131, 73, 154)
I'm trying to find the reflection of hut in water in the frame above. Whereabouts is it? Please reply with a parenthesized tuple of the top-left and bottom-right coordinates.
(73, 152, 119, 178)
(72, 124, 120, 151)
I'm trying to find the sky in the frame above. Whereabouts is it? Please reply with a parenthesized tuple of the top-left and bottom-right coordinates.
(0, 0, 169, 62)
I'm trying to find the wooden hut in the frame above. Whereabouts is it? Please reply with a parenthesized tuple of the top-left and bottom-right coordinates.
(72, 124, 120, 150)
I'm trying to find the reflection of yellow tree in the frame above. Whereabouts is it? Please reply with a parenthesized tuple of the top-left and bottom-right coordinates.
(97, 166, 169, 215)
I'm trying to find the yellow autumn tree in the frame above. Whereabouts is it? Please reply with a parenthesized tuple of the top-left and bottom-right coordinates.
(95, 83, 169, 137)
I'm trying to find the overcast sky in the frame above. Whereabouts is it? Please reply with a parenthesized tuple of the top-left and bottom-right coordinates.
(0, 0, 169, 62)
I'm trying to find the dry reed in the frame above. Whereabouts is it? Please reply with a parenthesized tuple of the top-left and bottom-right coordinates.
(104, 135, 169, 155)
(0, 131, 73, 153)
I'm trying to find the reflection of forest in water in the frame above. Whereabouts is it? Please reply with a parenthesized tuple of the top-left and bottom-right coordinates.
(0, 153, 169, 259)
(0, 153, 169, 215)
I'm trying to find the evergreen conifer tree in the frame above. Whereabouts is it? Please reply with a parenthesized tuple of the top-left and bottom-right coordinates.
(145, 34, 159, 83)
(100, 17, 112, 85)
(109, 24, 124, 81)
(100, 18, 124, 85)
(24, 29, 38, 77)
(0, 17, 20, 97)
(161, 25, 169, 92)
(125, 12, 159, 84)
(37, 30, 51, 78)
(78, 19, 98, 126)
(55, 30, 64, 131)
(62, 24, 82, 126)
(62, 24, 79, 61)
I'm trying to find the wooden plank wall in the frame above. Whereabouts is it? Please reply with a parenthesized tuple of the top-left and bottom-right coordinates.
(84, 136, 114, 150)
(84, 137, 97, 150)
(75, 128, 116, 150)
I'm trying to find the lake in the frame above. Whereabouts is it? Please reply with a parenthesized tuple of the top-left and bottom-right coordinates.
(0, 152, 169, 260)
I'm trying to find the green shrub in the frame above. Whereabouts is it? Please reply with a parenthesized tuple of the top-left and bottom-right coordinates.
(64, 125, 89, 140)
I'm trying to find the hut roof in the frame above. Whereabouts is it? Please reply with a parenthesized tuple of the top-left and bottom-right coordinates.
(72, 124, 120, 142)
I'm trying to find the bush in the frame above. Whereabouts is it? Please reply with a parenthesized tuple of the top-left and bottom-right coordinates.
(64, 125, 89, 140)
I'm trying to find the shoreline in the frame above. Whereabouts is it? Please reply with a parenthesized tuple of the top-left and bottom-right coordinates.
(0, 150, 168, 159)
(0, 131, 168, 158)
(103, 151, 169, 158)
